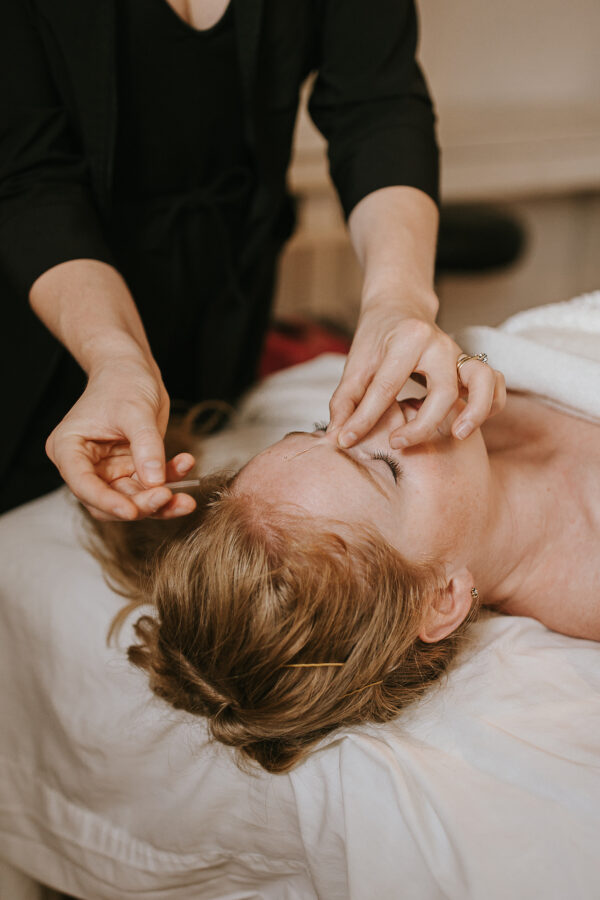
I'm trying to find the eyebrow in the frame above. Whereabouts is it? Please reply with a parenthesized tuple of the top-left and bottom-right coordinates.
(283, 431, 389, 499)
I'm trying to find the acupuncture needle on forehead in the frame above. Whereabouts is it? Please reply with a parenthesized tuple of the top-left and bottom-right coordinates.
(164, 449, 313, 483)
(283, 446, 315, 461)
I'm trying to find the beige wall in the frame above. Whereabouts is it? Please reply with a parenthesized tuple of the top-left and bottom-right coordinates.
(273, 1, 600, 336)
(418, 0, 600, 110)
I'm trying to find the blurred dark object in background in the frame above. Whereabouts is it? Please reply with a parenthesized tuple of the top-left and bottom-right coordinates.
(436, 204, 526, 274)
(259, 203, 526, 378)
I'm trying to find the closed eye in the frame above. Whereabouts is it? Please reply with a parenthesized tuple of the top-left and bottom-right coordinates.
(285, 429, 394, 498)
(372, 451, 403, 484)
(312, 422, 402, 485)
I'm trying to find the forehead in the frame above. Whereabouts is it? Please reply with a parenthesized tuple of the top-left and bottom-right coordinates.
(234, 431, 392, 525)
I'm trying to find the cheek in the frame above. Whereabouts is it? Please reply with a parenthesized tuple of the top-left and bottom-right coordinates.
(398, 434, 486, 559)
(434, 435, 488, 548)
(435, 429, 487, 506)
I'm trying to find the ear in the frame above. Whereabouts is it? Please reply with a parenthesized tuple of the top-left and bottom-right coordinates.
(418, 567, 475, 643)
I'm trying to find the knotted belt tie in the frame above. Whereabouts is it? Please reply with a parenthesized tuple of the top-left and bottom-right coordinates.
(144, 165, 254, 312)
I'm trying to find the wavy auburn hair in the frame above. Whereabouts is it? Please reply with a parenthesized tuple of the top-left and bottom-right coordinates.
(85, 434, 480, 774)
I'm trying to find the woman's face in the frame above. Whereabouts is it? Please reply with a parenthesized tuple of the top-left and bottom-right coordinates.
(235, 396, 491, 567)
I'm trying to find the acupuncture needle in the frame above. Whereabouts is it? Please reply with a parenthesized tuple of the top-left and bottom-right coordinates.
(283, 446, 314, 461)
(163, 479, 201, 490)
(163, 447, 312, 486)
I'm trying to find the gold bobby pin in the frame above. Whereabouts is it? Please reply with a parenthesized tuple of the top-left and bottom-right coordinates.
(342, 679, 384, 698)
(283, 663, 383, 700)
(282, 664, 385, 697)
(284, 662, 345, 668)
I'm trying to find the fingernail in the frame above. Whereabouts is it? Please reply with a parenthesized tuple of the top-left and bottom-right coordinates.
(176, 458, 191, 473)
(338, 431, 356, 448)
(390, 437, 408, 449)
(454, 421, 472, 440)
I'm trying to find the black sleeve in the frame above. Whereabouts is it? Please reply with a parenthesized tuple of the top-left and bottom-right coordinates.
(0, 0, 115, 296)
(307, 0, 439, 220)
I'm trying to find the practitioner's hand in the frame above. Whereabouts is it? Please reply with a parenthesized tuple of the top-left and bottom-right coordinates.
(45, 356, 197, 521)
(328, 296, 506, 449)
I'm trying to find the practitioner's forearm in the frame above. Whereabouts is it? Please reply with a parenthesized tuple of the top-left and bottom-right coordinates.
(349, 185, 439, 319)
(30, 257, 182, 519)
(29, 258, 156, 375)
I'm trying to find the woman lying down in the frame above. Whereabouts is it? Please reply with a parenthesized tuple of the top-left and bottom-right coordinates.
(86, 293, 600, 775)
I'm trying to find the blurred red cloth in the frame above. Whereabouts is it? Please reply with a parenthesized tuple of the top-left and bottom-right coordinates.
(259, 319, 351, 379)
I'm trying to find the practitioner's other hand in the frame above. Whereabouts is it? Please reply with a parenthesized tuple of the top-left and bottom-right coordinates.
(45, 356, 197, 521)
(327, 296, 506, 449)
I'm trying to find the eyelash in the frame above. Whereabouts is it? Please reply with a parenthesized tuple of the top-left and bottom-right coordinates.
(312, 423, 402, 484)
(372, 451, 402, 484)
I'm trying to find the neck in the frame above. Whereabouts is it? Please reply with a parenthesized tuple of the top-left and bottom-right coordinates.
(467, 446, 559, 607)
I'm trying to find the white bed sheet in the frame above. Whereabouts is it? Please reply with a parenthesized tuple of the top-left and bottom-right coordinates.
(1, 353, 599, 900)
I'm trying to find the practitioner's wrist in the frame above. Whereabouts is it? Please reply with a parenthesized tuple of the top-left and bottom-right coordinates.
(360, 281, 439, 324)
(84, 332, 158, 379)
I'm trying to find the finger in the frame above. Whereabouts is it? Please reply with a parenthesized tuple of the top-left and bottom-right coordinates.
(54, 439, 139, 519)
(108, 452, 196, 497)
(128, 486, 174, 517)
(389, 381, 458, 448)
(95, 452, 136, 484)
(80, 502, 122, 522)
(149, 493, 197, 519)
(86, 490, 196, 522)
(328, 389, 358, 433)
(337, 356, 415, 447)
(125, 414, 167, 487)
(108, 475, 146, 496)
(488, 371, 507, 418)
(328, 364, 375, 431)
(76, 457, 195, 521)
(165, 452, 196, 482)
(451, 362, 498, 439)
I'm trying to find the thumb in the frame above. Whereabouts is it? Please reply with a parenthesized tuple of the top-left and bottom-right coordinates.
(328, 375, 364, 432)
(328, 392, 355, 432)
(125, 412, 166, 487)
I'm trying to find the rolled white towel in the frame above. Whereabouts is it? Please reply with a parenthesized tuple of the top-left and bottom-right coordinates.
(455, 290, 600, 424)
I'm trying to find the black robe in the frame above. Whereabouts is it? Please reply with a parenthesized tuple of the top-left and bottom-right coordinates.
(0, 0, 438, 511)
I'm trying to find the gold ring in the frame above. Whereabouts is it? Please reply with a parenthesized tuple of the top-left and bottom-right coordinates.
(456, 352, 488, 383)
